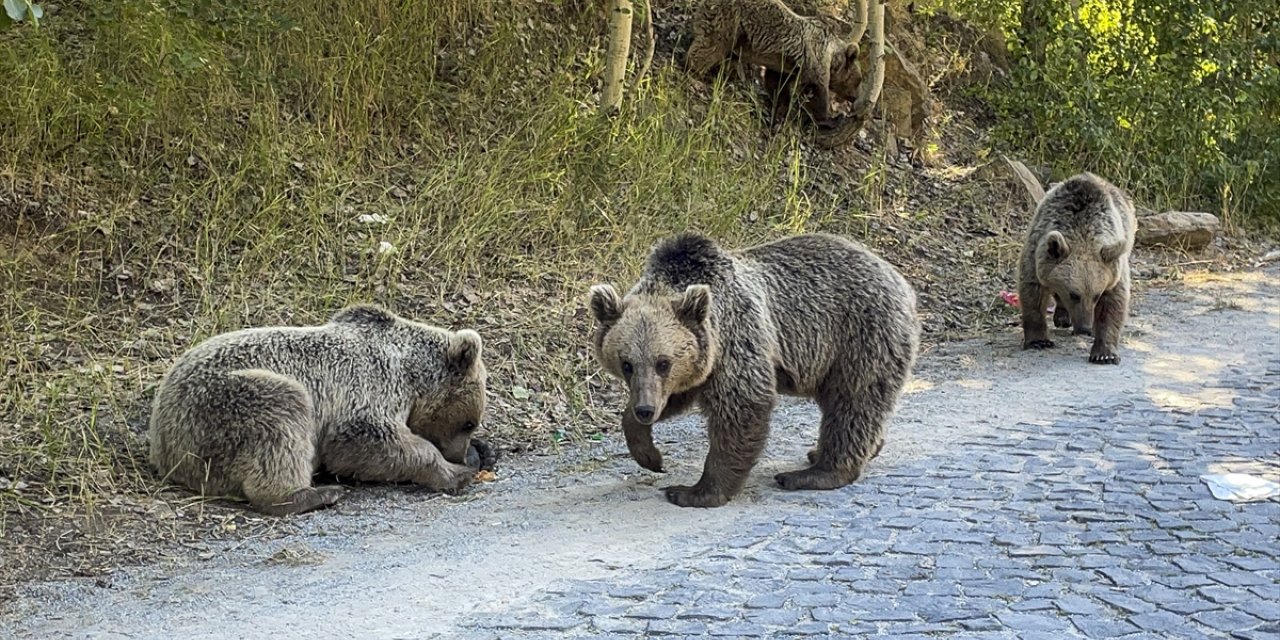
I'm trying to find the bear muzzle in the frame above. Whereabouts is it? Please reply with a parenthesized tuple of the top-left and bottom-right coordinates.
(632, 405, 657, 424)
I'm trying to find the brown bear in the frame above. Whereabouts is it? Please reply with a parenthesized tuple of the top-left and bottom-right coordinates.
(1018, 172, 1137, 364)
(686, 0, 863, 128)
(588, 232, 920, 508)
(147, 304, 491, 516)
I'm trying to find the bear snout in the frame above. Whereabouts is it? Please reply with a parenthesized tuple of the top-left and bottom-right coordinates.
(632, 405, 657, 423)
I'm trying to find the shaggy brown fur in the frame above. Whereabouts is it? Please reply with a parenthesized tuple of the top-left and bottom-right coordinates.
(686, 0, 862, 127)
(1018, 172, 1137, 364)
(148, 304, 489, 516)
(589, 233, 920, 508)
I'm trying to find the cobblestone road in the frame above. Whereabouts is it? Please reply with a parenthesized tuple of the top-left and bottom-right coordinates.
(460, 359, 1280, 640)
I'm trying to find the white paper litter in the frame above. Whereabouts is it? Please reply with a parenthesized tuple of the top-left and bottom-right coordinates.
(1199, 473, 1280, 502)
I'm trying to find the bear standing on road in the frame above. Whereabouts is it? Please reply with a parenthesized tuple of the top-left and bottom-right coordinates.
(588, 233, 921, 508)
(1018, 172, 1137, 364)
(148, 304, 491, 516)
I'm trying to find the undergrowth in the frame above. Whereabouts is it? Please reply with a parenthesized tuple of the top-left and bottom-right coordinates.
(0, 0, 826, 536)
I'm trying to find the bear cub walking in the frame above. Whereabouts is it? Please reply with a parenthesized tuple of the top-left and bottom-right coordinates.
(1018, 172, 1137, 364)
(148, 304, 490, 516)
(589, 233, 920, 508)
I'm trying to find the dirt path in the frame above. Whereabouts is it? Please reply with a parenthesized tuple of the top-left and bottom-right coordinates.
(4, 266, 1278, 640)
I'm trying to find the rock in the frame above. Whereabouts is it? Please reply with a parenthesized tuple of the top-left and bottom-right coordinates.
(1136, 211, 1220, 251)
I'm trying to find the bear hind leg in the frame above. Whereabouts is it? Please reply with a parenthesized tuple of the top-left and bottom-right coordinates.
(246, 484, 345, 517)
(225, 371, 345, 516)
(1052, 293, 1072, 328)
(776, 377, 896, 492)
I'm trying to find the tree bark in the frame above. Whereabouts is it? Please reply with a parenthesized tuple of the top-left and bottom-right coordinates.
(601, 0, 634, 114)
(851, 0, 886, 121)
(631, 0, 657, 91)
(849, 0, 869, 47)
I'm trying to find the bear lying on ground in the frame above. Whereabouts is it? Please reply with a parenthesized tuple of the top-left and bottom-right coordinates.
(686, 0, 863, 128)
(1018, 172, 1137, 364)
(589, 232, 921, 508)
(148, 304, 492, 516)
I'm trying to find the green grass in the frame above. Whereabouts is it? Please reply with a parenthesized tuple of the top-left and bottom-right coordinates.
(0, 0, 828, 529)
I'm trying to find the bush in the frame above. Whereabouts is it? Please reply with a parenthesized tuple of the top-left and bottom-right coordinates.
(924, 0, 1278, 227)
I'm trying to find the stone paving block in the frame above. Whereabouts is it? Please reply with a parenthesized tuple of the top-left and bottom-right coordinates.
(962, 579, 1028, 598)
(1069, 616, 1142, 638)
(706, 621, 769, 637)
(1236, 598, 1280, 623)
(623, 604, 679, 620)
(743, 607, 803, 627)
(1199, 585, 1257, 604)
(1210, 571, 1274, 588)
(992, 612, 1075, 633)
(1232, 623, 1280, 640)
(1054, 595, 1108, 616)
(1092, 590, 1157, 614)
(646, 618, 709, 636)
(1194, 608, 1264, 633)
(1129, 610, 1198, 634)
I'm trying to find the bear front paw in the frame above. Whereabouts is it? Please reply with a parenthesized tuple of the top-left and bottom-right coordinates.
(662, 484, 728, 508)
(466, 438, 499, 471)
(628, 443, 665, 473)
(1023, 338, 1054, 350)
(435, 463, 475, 495)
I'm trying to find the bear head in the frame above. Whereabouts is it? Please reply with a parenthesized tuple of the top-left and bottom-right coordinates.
(830, 42, 864, 101)
(406, 328, 488, 466)
(1035, 231, 1127, 336)
(588, 283, 717, 426)
(330, 304, 488, 466)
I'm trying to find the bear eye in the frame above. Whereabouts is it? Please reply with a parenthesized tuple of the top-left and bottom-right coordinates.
(1069, 292, 1081, 302)
(621, 361, 634, 377)
(655, 359, 671, 376)
(463, 421, 477, 432)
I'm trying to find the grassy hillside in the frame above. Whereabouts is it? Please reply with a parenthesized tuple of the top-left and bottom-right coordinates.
(0, 0, 1272, 590)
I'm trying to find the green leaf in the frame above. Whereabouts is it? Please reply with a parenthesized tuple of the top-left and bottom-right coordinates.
(511, 385, 532, 400)
(4, 0, 26, 22)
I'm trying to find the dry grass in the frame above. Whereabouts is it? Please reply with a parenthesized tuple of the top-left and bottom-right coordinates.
(0, 0, 1273, 596)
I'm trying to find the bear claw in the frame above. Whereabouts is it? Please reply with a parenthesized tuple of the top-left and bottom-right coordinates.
(466, 438, 499, 471)
(630, 445, 665, 473)
(1089, 351, 1121, 365)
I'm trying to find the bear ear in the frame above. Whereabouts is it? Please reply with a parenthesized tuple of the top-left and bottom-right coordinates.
(844, 42, 860, 64)
(1042, 231, 1071, 262)
(1100, 239, 1127, 263)
(447, 329, 483, 375)
(589, 284, 623, 326)
(674, 284, 712, 326)
(330, 304, 396, 327)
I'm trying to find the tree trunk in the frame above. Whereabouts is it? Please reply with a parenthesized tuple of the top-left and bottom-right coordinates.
(849, 0, 869, 47)
(631, 0, 657, 91)
(851, 0, 886, 121)
(601, 0, 634, 114)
